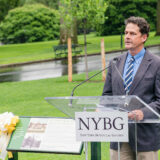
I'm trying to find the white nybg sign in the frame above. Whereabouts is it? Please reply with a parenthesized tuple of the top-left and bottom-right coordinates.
(75, 111, 128, 142)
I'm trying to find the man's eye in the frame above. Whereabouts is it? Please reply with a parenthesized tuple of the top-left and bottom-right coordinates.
(131, 32, 136, 35)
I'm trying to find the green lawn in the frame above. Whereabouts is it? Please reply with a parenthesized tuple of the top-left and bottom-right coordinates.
(0, 31, 160, 159)
(1, 70, 160, 159)
(0, 32, 159, 65)
(0, 71, 104, 116)
(0, 71, 110, 160)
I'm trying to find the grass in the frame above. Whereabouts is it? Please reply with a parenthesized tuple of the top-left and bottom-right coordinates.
(0, 71, 111, 160)
(0, 32, 160, 159)
(1, 70, 160, 159)
(0, 32, 160, 65)
(0, 71, 104, 116)
(16, 142, 109, 160)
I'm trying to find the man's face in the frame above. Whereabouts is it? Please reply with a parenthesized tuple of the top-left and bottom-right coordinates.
(124, 23, 147, 54)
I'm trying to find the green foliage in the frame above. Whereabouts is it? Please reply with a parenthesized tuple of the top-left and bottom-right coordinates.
(98, 0, 157, 35)
(0, 4, 60, 44)
(25, 0, 59, 9)
(59, 0, 108, 32)
(0, 0, 23, 22)
(76, 0, 107, 27)
(156, 0, 160, 35)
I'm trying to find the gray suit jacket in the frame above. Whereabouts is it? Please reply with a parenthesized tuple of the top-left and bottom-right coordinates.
(102, 49, 160, 151)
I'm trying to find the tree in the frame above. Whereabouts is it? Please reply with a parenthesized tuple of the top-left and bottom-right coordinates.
(25, 0, 77, 44)
(59, 0, 107, 78)
(59, 1, 78, 45)
(99, 0, 157, 35)
(156, 0, 160, 35)
(0, 0, 24, 22)
(25, 0, 78, 45)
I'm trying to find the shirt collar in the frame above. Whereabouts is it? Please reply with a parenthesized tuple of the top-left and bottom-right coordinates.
(127, 48, 146, 63)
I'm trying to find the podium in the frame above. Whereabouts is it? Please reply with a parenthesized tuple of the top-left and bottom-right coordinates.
(45, 95, 160, 160)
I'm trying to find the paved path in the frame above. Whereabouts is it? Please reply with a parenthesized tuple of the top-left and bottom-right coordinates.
(0, 46, 159, 82)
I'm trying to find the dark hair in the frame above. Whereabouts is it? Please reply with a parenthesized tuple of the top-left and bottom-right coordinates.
(125, 16, 150, 37)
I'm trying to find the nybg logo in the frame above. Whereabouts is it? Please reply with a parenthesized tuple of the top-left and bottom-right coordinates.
(75, 111, 128, 142)
(78, 117, 125, 131)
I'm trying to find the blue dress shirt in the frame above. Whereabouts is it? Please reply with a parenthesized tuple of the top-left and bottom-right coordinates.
(123, 48, 146, 82)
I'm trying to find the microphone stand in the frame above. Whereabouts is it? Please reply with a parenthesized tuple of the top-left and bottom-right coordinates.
(69, 67, 108, 106)
(69, 58, 118, 106)
(71, 67, 107, 97)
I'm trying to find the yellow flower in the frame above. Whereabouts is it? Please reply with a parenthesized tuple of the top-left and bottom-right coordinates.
(4, 116, 19, 134)
(11, 116, 19, 126)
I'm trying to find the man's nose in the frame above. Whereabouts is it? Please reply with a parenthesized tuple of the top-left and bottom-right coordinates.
(125, 33, 130, 39)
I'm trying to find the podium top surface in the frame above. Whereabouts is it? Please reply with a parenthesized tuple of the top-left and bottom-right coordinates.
(45, 95, 160, 120)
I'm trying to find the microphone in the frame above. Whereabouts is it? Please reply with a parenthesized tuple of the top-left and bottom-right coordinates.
(69, 57, 119, 106)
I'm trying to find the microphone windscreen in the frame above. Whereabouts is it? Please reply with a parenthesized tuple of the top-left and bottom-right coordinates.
(113, 57, 118, 61)
(113, 57, 119, 63)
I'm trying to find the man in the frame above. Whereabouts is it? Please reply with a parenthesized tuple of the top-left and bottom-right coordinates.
(102, 16, 160, 160)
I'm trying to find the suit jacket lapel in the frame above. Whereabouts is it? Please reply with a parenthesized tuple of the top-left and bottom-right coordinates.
(129, 51, 152, 94)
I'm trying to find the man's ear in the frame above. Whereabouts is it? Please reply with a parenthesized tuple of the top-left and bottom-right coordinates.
(142, 34, 148, 43)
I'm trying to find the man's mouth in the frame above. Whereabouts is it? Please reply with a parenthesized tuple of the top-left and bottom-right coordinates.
(125, 41, 132, 44)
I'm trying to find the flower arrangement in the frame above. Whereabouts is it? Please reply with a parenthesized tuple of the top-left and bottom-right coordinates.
(0, 112, 19, 160)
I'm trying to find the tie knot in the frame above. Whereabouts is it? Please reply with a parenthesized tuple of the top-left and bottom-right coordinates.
(130, 57, 135, 63)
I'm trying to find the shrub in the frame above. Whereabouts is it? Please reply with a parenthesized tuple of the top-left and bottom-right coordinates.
(0, 4, 60, 44)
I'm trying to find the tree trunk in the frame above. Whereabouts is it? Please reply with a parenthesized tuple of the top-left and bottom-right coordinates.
(84, 19, 89, 79)
(156, 0, 160, 36)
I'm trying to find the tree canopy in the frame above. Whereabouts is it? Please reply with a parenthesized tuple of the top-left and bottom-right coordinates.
(0, 0, 24, 22)
(98, 0, 157, 35)
(59, 0, 107, 34)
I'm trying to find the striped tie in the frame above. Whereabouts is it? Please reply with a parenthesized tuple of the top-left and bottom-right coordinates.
(124, 57, 135, 93)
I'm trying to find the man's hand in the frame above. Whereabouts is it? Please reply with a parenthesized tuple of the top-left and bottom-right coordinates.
(128, 110, 144, 121)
